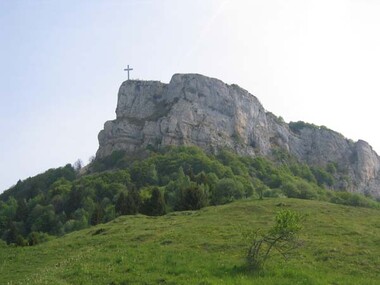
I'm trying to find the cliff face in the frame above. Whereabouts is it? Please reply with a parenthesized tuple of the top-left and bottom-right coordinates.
(97, 73, 380, 197)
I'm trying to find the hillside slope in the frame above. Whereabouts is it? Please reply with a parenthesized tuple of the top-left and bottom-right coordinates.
(1, 198, 379, 285)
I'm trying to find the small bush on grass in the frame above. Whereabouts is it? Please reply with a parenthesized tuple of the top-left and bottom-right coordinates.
(244, 209, 303, 271)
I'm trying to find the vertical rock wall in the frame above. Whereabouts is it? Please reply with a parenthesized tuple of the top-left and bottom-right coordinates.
(97, 73, 380, 197)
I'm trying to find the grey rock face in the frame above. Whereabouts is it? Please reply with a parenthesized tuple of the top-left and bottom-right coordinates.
(97, 73, 380, 198)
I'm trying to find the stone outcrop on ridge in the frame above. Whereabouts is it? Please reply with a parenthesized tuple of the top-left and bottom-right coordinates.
(97, 73, 380, 197)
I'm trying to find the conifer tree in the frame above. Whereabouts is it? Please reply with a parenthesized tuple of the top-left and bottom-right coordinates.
(15, 199, 28, 222)
(125, 187, 141, 215)
(5, 220, 18, 245)
(115, 192, 128, 215)
(147, 187, 166, 216)
(90, 204, 104, 225)
(175, 184, 208, 211)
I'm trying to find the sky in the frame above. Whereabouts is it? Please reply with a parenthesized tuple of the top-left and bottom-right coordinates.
(1, 0, 380, 193)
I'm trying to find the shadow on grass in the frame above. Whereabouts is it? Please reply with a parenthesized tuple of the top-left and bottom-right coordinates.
(213, 263, 267, 279)
(213, 263, 320, 285)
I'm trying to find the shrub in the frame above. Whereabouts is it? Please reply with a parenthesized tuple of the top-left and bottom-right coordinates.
(289, 121, 318, 135)
(212, 178, 244, 205)
(28, 231, 52, 246)
(282, 181, 300, 198)
(311, 167, 334, 187)
(330, 191, 378, 208)
(245, 210, 303, 271)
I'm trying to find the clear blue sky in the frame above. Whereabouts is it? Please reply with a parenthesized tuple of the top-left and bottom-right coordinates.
(1, 0, 380, 193)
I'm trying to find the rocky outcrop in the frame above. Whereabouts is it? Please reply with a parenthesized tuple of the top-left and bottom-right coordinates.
(97, 73, 380, 198)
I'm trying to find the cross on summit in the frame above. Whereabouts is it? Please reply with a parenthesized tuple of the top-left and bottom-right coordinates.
(124, 65, 133, 80)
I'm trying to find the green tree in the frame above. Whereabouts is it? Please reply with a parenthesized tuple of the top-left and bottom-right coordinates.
(175, 184, 208, 211)
(90, 204, 104, 226)
(212, 178, 244, 205)
(164, 167, 191, 209)
(103, 205, 116, 223)
(194, 171, 208, 185)
(115, 192, 128, 215)
(124, 187, 141, 215)
(28, 204, 58, 234)
(130, 162, 158, 188)
(15, 199, 28, 222)
(145, 187, 166, 216)
(28, 231, 51, 246)
(5, 220, 18, 245)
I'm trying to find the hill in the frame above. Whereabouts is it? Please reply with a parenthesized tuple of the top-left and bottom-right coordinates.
(2, 146, 379, 246)
(1, 198, 379, 284)
(1, 74, 380, 284)
(97, 74, 380, 197)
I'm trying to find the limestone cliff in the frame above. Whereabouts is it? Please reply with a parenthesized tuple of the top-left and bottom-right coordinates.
(97, 73, 380, 198)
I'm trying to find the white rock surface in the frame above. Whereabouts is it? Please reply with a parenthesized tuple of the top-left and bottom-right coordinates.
(97, 73, 380, 198)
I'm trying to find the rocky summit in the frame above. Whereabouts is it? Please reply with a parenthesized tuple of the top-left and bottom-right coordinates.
(97, 73, 380, 198)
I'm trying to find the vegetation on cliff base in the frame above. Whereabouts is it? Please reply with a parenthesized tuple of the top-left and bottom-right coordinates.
(0, 146, 379, 246)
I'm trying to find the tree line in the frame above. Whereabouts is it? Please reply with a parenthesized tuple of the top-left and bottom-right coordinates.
(1, 146, 378, 246)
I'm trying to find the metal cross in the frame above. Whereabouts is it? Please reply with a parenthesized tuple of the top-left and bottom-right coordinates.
(124, 65, 133, 80)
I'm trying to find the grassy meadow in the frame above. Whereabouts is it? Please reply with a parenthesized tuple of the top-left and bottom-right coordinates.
(1, 198, 379, 285)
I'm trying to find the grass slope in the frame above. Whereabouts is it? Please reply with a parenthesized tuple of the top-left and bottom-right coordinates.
(1, 198, 379, 285)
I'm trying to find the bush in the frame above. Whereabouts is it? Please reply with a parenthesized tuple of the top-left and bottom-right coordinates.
(330, 191, 378, 208)
(28, 231, 52, 246)
(245, 210, 303, 271)
(311, 167, 334, 187)
(263, 188, 284, 198)
(289, 121, 318, 135)
(282, 181, 300, 198)
(282, 180, 318, 200)
(212, 178, 244, 205)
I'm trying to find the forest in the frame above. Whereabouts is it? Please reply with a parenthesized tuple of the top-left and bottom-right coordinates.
(1, 146, 379, 246)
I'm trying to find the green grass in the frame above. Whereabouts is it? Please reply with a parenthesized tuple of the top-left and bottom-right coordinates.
(1, 198, 379, 284)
